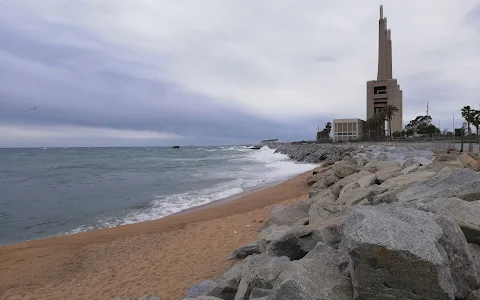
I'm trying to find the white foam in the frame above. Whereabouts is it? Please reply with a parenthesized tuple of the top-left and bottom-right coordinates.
(64, 146, 318, 235)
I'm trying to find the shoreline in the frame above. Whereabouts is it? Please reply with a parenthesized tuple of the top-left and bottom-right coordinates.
(0, 166, 323, 300)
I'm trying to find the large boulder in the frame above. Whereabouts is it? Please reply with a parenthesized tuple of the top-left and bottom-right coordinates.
(266, 243, 352, 300)
(185, 281, 218, 298)
(257, 202, 309, 231)
(357, 173, 378, 188)
(344, 205, 480, 299)
(332, 161, 358, 178)
(418, 198, 480, 245)
(375, 165, 402, 183)
(234, 253, 291, 300)
(362, 160, 400, 171)
(336, 185, 387, 209)
(228, 241, 262, 260)
(330, 171, 373, 194)
(307, 197, 340, 222)
(258, 225, 312, 260)
(380, 171, 436, 190)
(208, 262, 245, 300)
(398, 168, 480, 203)
(308, 178, 328, 198)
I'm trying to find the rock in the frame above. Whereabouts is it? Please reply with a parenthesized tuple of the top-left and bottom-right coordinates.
(330, 170, 372, 193)
(208, 262, 245, 300)
(435, 167, 453, 178)
(470, 244, 480, 280)
(267, 242, 352, 300)
(419, 197, 480, 245)
(249, 288, 270, 299)
(257, 203, 309, 232)
(398, 168, 480, 203)
(362, 160, 400, 171)
(435, 153, 458, 162)
(336, 185, 387, 208)
(375, 165, 402, 183)
(402, 158, 416, 168)
(471, 160, 480, 171)
(468, 290, 480, 300)
(185, 297, 223, 300)
(308, 178, 328, 198)
(401, 164, 420, 175)
(258, 225, 312, 260)
(344, 205, 479, 299)
(332, 161, 358, 178)
(309, 216, 346, 249)
(371, 186, 407, 205)
(356, 173, 377, 188)
(185, 281, 218, 298)
(324, 173, 340, 186)
(228, 241, 262, 260)
(377, 153, 388, 161)
(413, 156, 433, 166)
(461, 153, 475, 167)
(380, 171, 436, 189)
(306, 173, 325, 186)
(234, 253, 291, 300)
(112, 296, 160, 300)
(307, 198, 339, 222)
(338, 181, 360, 198)
(274, 144, 352, 164)
(443, 160, 466, 169)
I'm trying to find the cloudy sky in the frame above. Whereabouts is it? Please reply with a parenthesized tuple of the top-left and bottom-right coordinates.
(1, 0, 479, 147)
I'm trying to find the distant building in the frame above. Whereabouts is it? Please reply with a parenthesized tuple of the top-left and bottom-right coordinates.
(366, 5, 403, 135)
(260, 139, 279, 146)
(333, 118, 365, 142)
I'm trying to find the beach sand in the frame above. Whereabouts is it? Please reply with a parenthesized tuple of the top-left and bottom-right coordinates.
(0, 167, 321, 300)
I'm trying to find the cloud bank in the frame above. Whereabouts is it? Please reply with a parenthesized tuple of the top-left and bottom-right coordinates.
(1, 0, 479, 146)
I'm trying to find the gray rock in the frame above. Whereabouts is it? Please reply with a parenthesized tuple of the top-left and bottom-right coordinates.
(468, 289, 480, 300)
(357, 173, 378, 188)
(344, 205, 480, 299)
(307, 198, 339, 222)
(228, 241, 262, 260)
(401, 163, 420, 175)
(234, 253, 291, 300)
(267, 242, 352, 300)
(332, 161, 358, 178)
(398, 168, 480, 203)
(258, 225, 312, 260)
(249, 288, 270, 299)
(413, 156, 433, 166)
(185, 281, 218, 298)
(419, 198, 480, 245)
(375, 165, 402, 183)
(308, 178, 328, 198)
(362, 160, 400, 171)
(470, 244, 480, 281)
(185, 297, 224, 300)
(402, 158, 416, 168)
(371, 186, 407, 205)
(338, 181, 360, 198)
(377, 153, 388, 161)
(208, 262, 245, 300)
(257, 203, 309, 232)
(336, 185, 387, 208)
(309, 216, 346, 249)
(435, 167, 453, 178)
(274, 144, 353, 164)
(380, 171, 436, 190)
(330, 170, 372, 193)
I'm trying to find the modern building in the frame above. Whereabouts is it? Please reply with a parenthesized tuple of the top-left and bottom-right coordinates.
(333, 118, 365, 142)
(366, 5, 403, 135)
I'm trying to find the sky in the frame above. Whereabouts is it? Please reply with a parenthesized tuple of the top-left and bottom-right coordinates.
(0, 0, 479, 147)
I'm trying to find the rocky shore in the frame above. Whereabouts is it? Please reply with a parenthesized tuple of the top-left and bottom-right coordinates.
(118, 145, 480, 300)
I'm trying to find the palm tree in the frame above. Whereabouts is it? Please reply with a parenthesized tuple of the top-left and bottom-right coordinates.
(472, 110, 480, 148)
(461, 106, 474, 152)
(383, 105, 399, 140)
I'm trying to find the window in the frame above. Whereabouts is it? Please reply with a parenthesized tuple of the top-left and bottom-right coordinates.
(353, 122, 357, 132)
(348, 122, 353, 132)
(374, 86, 387, 94)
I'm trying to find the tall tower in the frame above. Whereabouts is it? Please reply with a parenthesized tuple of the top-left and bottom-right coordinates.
(367, 5, 403, 135)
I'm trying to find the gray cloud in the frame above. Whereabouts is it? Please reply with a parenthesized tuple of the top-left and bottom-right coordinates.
(1, 1, 479, 146)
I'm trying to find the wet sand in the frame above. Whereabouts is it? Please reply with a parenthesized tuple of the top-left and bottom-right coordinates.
(0, 167, 321, 300)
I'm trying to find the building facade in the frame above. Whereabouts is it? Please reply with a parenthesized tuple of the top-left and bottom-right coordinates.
(333, 119, 365, 142)
(366, 5, 403, 135)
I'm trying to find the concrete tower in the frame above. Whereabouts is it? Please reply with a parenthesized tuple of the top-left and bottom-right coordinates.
(367, 5, 403, 135)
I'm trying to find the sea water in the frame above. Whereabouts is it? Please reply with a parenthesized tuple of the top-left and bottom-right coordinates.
(0, 146, 317, 246)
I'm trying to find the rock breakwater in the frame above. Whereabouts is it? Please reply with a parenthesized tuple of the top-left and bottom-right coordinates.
(116, 144, 480, 300)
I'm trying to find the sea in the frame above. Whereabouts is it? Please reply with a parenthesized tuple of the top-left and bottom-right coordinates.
(0, 146, 317, 246)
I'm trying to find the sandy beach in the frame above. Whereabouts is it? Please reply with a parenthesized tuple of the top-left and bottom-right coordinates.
(0, 167, 321, 300)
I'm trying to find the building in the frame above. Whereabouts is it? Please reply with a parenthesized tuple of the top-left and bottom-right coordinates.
(366, 5, 403, 135)
(333, 118, 365, 142)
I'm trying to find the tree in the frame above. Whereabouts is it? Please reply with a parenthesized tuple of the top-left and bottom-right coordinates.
(405, 115, 432, 136)
(383, 105, 399, 140)
(461, 106, 474, 152)
(316, 122, 332, 143)
(325, 122, 332, 135)
(460, 122, 467, 152)
(472, 110, 480, 146)
(365, 112, 386, 141)
(392, 131, 403, 138)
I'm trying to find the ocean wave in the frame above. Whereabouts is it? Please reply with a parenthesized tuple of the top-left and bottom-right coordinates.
(62, 145, 318, 236)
